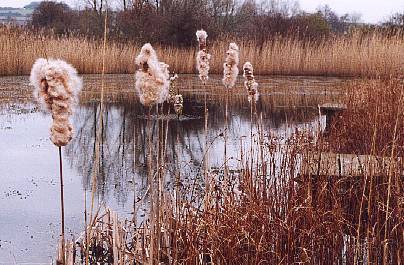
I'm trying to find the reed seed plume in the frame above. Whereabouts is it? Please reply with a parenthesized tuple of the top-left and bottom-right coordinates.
(196, 29, 211, 84)
(30, 58, 82, 146)
(135, 43, 170, 106)
(223, 42, 239, 88)
(243, 61, 259, 102)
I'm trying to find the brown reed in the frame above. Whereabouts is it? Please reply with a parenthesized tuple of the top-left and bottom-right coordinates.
(1, 26, 403, 78)
(71, 76, 403, 264)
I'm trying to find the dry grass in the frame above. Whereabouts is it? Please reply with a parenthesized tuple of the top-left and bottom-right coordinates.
(329, 78, 403, 156)
(64, 78, 403, 264)
(1, 26, 403, 77)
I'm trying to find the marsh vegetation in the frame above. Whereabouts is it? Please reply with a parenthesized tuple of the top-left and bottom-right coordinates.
(1, 74, 402, 264)
(1, 26, 403, 77)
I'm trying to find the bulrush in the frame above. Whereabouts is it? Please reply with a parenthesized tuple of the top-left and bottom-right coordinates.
(223, 42, 239, 88)
(30, 57, 82, 264)
(243, 62, 259, 102)
(196, 30, 211, 84)
(30, 58, 82, 146)
(135, 43, 170, 106)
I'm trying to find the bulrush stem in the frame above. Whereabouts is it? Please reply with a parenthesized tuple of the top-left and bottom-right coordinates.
(224, 88, 229, 189)
(58, 146, 65, 264)
(204, 87, 209, 209)
(250, 100, 254, 187)
(147, 107, 155, 265)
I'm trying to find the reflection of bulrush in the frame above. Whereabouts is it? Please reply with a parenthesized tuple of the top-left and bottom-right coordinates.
(168, 74, 179, 102)
(243, 62, 259, 102)
(135, 43, 170, 106)
(174, 94, 184, 115)
(223, 43, 239, 89)
(30, 58, 82, 146)
(196, 30, 211, 84)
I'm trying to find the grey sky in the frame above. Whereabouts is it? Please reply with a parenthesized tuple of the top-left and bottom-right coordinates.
(1, 0, 403, 23)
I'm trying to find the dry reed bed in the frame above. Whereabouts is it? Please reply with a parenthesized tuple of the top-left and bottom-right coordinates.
(76, 135, 403, 264)
(329, 78, 403, 156)
(66, 79, 403, 264)
(1, 27, 403, 77)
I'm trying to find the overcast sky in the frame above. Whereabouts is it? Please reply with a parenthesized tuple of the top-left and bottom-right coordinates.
(1, 0, 403, 24)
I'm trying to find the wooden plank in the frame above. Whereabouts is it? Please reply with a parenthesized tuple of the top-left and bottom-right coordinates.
(301, 152, 403, 177)
(319, 103, 347, 113)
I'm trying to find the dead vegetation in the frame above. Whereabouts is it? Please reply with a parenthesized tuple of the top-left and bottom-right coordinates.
(1, 27, 403, 77)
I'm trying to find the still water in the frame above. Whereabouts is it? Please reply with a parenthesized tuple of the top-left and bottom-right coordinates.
(0, 74, 347, 263)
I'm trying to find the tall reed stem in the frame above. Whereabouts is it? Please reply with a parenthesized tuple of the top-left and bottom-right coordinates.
(86, 4, 108, 264)
(382, 91, 403, 265)
(58, 146, 65, 264)
(250, 100, 254, 176)
(204, 87, 210, 208)
(224, 88, 229, 188)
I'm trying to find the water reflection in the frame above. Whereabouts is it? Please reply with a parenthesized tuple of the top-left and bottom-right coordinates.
(65, 95, 325, 206)
(0, 74, 342, 262)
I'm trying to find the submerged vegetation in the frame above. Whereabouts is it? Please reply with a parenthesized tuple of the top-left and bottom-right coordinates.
(1, 26, 403, 77)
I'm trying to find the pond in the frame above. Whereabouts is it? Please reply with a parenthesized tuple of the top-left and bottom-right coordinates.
(0, 74, 348, 263)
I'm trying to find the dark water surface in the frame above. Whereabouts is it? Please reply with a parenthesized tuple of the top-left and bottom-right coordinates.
(0, 74, 347, 263)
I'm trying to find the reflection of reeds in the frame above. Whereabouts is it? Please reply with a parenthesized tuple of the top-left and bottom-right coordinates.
(2, 27, 403, 77)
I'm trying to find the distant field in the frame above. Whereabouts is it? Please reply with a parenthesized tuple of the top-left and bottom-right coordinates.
(1, 27, 403, 77)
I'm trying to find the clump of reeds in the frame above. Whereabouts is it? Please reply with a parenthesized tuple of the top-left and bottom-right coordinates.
(328, 78, 403, 156)
(135, 43, 170, 106)
(243, 61, 259, 102)
(2, 26, 404, 77)
(71, 75, 403, 264)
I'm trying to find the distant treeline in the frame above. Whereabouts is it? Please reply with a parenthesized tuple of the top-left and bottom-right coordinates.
(28, 0, 404, 46)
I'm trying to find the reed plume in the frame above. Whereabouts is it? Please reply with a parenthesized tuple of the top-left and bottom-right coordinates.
(30, 58, 82, 146)
(135, 43, 170, 106)
(223, 42, 239, 88)
(196, 30, 211, 84)
(243, 62, 259, 102)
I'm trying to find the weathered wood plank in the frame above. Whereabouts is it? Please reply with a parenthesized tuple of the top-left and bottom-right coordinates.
(301, 152, 403, 177)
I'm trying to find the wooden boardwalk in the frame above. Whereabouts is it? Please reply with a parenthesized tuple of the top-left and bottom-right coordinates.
(301, 152, 403, 177)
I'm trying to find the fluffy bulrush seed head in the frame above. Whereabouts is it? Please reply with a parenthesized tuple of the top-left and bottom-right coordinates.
(196, 30, 211, 84)
(135, 43, 170, 106)
(30, 58, 82, 146)
(243, 62, 259, 102)
(223, 42, 239, 88)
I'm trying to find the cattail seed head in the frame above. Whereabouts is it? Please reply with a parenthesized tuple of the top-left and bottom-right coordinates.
(243, 61, 259, 102)
(196, 29, 211, 84)
(196, 30, 208, 50)
(30, 58, 82, 146)
(135, 43, 170, 106)
(223, 43, 239, 88)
